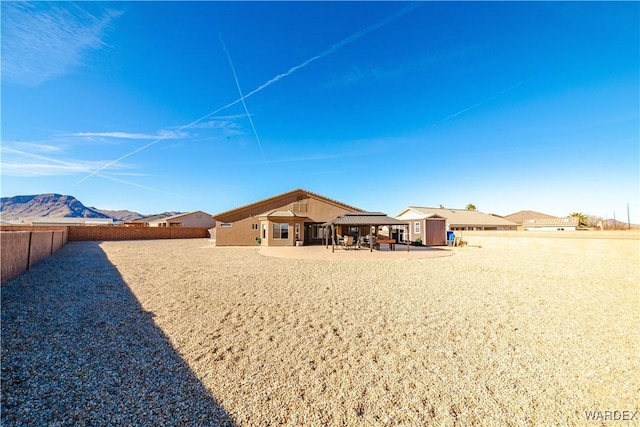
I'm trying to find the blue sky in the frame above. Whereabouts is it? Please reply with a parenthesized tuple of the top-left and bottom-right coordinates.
(2, 2, 639, 222)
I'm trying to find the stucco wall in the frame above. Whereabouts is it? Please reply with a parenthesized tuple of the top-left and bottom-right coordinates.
(216, 217, 261, 246)
(172, 213, 216, 228)
(215, 193, 357, 246)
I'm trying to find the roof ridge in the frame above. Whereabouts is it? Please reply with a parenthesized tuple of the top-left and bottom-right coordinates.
(214, 188, 363, 219)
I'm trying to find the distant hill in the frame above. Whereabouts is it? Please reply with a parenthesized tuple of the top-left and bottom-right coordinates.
(0, 194, 111, 220)
(0, 194, 144, 222)
(602, 218, 638, 230)
(92, 208, 143, 222)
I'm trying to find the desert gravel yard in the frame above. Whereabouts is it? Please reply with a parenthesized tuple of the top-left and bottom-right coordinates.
(2, 234, 639, 426)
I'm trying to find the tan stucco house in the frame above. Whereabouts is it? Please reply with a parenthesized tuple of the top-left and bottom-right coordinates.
(148, 211, 215, 228)
(128, 211, 215, 228)
(213, 189, 362, 246)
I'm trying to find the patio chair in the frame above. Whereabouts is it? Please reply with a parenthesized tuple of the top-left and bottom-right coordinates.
(343, 235, 354, 249)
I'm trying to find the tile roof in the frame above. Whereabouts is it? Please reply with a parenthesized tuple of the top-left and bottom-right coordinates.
(213, 188, 363, 220)
(504, 210, 557, 224)
(522, 217, 579, 227)
(161, 211, 212, 221)
(130, 214, 171, 223)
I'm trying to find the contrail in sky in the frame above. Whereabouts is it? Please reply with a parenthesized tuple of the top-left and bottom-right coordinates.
(239, 2, 422, 101)
(76, 2, 421, 184)
(219, 34, 268, 165)
(434, 81, 525, 125)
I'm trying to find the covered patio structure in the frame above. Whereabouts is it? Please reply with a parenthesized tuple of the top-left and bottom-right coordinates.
(322, 212, 410, 253)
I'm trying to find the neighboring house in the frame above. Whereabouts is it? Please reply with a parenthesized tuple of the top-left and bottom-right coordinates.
(396, 207, 518, 231)
(504, 210, 557, 227)
(28, 217, 114, 226)
(504, 210, 578, 231)
(522, 217, 579, 231)
(147, 211, 215, 228)
(213, 189, 363, 246)
(125, 214, 171, 227)
(0, 219, 25, 225)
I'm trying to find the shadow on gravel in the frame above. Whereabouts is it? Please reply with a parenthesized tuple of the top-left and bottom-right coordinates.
(1, 241, 237, 426)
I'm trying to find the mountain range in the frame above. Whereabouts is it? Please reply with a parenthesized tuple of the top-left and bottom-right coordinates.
(0, 194, 146, 222)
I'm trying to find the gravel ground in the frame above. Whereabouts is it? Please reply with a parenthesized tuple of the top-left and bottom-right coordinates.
(1, 241, 234, 426)
(2, 235, 639, 426)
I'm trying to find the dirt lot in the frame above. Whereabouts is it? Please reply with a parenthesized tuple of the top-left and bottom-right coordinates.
(3, 233, 639, 425)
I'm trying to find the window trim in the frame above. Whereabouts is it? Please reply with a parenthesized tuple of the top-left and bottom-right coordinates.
(272, 223, 289, 239)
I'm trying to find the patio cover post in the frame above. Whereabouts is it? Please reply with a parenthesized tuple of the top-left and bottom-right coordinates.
(331, 224, 335, 253)
(324, 225, 328, 249)
(407, 224, 410, 252)
(369, 227, 373, 252)
(324, 212, 409, 254)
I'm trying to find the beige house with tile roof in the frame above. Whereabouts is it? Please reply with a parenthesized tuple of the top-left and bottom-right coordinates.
(126, 213, 172, 227)
(396, 207, 517, 231)
(504, 210, 557, 226)
(521, 217, 579, 231)
(505, 211, 579, 231)
(213, 189, 363, 246)
(148, 211, 215, 228)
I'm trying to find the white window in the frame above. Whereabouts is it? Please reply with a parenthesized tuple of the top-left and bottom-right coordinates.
(414, 222, 421, 234)
(272, 223, 289, 239)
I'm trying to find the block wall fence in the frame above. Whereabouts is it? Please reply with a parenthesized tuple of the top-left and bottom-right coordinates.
(1, 227, 68, 285)
(1, 226, 210, 284)
(67, 226, 209, 241)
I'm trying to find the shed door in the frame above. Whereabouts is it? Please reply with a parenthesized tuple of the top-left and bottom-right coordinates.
(426, 219, 446, 246)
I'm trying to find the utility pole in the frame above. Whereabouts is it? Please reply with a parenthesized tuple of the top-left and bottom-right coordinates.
(627, 203, 631, 230)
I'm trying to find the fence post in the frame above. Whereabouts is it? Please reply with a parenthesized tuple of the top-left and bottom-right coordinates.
(26, 232, 32, 271)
